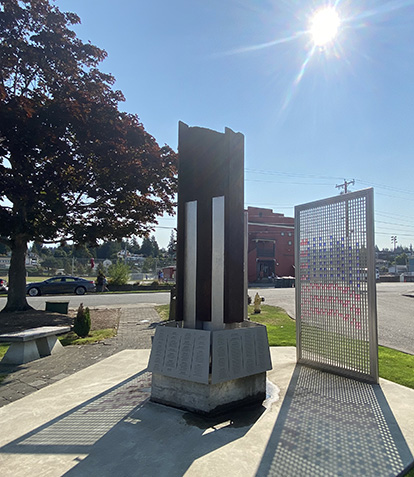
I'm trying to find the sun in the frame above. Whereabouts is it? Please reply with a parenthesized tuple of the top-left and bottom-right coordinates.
(310, 7, 340, 47)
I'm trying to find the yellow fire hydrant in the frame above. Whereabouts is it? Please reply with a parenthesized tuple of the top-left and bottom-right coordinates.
(254, 292, 262, 314)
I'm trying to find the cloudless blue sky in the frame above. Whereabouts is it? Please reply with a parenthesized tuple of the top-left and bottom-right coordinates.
(56, 0, 414, 250)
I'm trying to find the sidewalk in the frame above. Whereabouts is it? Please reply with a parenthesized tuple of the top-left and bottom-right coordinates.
(0, 307, 413, 476)
(0, 305, 162, 408)
(0, 347, 413, 476)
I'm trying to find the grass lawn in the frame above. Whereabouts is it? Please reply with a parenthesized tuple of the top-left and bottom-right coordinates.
(156, 303, 414, 390)
(59, 328, 116, 346)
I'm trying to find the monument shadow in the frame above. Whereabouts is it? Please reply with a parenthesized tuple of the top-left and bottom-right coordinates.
(256, 364, 414, 477)
(0, 368, 264, 476)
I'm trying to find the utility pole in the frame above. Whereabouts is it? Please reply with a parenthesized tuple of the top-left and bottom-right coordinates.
(336, 179, 355, 194)
(336, 179, 355, 238)
(391, 235, 397, 252)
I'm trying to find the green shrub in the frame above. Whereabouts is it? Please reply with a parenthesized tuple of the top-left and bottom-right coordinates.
(74, 303, 91, 338)
(107, 261, 131, 285)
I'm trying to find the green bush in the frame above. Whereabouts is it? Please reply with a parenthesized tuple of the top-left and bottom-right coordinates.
(107, 261, 131, 285)
(74, 303, 91, 338)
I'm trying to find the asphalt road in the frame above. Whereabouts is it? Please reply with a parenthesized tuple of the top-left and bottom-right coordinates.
(1, 282, 413, 354)
(23, 291, 171, 310)
(256, 283, 414, 355)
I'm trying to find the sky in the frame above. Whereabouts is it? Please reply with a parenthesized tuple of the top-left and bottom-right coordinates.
(56, 0, 414, 251)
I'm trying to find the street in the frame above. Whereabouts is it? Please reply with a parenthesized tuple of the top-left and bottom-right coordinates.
(1, 282, 413, 354)
(10, 291, 172, 310)
(256, 282, 414, 356)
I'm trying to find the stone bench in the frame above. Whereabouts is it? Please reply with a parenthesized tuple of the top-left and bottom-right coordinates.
(0, 326, 71, 365)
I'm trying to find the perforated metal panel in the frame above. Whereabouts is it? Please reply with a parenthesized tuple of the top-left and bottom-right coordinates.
(295, 189, 378, 383)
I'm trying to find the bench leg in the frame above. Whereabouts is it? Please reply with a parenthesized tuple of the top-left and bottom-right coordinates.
(1, 342, 41, 365)
(36, 335, 64, 357)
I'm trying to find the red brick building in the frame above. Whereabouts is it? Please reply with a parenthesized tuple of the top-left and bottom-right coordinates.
(247, 207, 295, 283)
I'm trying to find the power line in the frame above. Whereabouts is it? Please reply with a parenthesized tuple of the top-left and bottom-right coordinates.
(245, 168, 414, 197)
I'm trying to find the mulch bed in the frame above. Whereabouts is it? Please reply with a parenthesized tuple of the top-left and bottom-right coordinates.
(0, 308, 120, 334)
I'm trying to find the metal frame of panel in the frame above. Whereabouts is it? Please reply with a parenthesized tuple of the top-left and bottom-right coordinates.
(295, 188, 378, 383)
(210, 196, 225, 330)
(184, 201, 197, 328)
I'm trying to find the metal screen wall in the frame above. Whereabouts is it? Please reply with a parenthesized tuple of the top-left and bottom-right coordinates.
(295, 189, 378, 383)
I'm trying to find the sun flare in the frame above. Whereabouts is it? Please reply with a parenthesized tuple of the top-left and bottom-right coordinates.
(310, 7, 340, 47)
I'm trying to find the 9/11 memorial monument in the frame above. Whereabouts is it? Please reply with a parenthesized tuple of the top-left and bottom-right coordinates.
(148, 123, 272, 415)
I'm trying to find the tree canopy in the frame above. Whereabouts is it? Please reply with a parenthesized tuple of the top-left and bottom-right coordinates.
(0, 0, 177, 311)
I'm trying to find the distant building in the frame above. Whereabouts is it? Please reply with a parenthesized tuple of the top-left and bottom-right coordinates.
(247, 207, 294, 283)
(162, 266, 176, 281)
(0, 254, 38, 269)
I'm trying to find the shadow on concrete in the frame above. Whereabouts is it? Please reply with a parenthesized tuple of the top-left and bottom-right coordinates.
(256, 364, 414, 477)
(0, 369, 262, 476)
(0, 370, 152, 456)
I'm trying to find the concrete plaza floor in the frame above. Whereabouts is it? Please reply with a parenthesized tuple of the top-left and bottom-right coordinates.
(0, 347, 413, 477)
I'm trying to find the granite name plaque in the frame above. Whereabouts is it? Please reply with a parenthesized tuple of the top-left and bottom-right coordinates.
(148, 327, 211, 384)
(211, 325, 272, 384)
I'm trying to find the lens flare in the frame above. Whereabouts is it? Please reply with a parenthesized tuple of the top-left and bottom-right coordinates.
(310, 7, 340, 46)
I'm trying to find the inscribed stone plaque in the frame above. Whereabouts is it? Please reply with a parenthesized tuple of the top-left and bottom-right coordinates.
(254, 325, 273, 371)
(147, 326, 168, 372)
(211, 326, 272, 384)
(148, 327, 211, 384)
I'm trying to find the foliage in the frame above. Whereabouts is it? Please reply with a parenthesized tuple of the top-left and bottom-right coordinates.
(73, 303, 91, 338)
(95, 241, 122, 259)
(41, 256, 64, 271)
(142, 256, 156, 273)
(395, 253, 408, 266)
(155, 304, 170, 321)
(107, 261, 130, 285)
(0, 0, 177, 312)
(0, 343, 9, 359)
(167, 230, 177, 258)
(59, 328, 115, 346)
(0, 243, 10, 255)
(128, 237, 141, 254)
(140, 235, 160, 257)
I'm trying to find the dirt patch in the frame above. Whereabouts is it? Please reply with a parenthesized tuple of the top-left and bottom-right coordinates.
(0, 308, 120, 334)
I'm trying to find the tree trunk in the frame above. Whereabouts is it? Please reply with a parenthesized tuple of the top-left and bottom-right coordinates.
(1, 236, 32, 313)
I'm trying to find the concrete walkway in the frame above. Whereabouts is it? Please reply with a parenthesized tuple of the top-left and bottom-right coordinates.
(0, 347, 413, 476)
(0, 305, 162, 407)
(0, 307, 413, 476)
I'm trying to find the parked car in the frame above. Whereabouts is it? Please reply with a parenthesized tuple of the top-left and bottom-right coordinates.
(0, 278, 8, 292)
(26, 276, 96, 296)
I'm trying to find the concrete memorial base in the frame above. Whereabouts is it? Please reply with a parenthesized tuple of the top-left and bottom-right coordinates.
(151, 371, 266, 416)
(148, 322, 272, 415)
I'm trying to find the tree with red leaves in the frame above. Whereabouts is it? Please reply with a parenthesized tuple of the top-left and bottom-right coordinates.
(0, 0, 177, 312)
